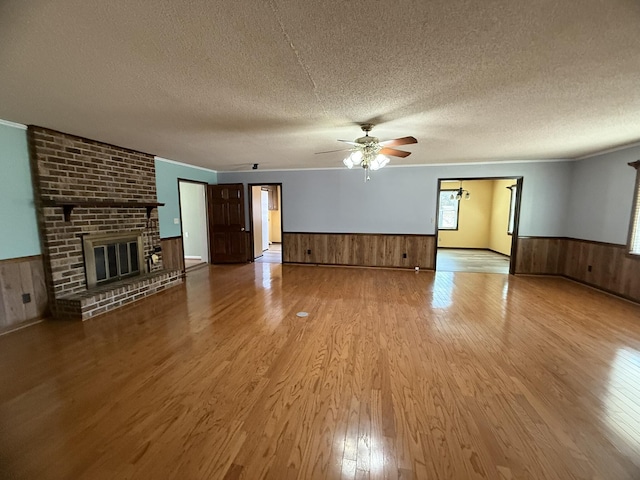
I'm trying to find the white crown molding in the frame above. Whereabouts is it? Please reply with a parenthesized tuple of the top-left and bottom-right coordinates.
(386, 158, 574, 168)
(574, 140, 640, 160)
(0, 119, 27, 130)
(155, 156, 218, 174)
(216, 157, 574, 174)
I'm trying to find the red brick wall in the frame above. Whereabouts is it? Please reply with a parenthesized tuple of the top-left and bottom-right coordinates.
(28, 127, 166, 314)
(31, 128, 156, 202)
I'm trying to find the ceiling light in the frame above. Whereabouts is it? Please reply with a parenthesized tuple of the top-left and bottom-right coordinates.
(318, 125, 417, 182)
(347, 147, 393, 180)
(450, 182, 471, 201)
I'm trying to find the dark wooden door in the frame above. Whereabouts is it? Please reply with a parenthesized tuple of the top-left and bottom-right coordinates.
(207, 184, 247, 263)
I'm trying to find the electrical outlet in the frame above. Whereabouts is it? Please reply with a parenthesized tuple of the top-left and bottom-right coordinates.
(22, 293, 31, 304)
(173, 218, 180, 224)
(588, 265, 592, 272)
(402, 253, 407, 258)
(307, 249, 312, 255)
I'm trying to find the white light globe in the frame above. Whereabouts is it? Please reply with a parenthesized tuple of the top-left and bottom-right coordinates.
(376, 154, 390, 168)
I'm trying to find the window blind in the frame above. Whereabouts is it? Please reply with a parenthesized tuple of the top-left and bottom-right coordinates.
(630, 162, 640, 255)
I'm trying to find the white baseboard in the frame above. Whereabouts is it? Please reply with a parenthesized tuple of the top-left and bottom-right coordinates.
(184, 256, 202, 260)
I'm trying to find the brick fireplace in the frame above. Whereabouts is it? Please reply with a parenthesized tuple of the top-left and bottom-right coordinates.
(28, 126, 183, 320)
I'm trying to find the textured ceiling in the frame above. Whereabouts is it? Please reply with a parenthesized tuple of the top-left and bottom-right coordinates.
(1, 0, 639, 170)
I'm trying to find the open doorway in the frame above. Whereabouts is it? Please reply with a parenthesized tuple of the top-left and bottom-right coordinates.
(178, 180, 209, 270)
(248, 184, 283, 264)
(434, 177, 522, 274)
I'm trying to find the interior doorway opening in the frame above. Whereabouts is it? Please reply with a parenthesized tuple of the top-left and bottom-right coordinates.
(434, 177, 522, 274)
(178, 180, 209, 271)
(249, 184, 283, 264)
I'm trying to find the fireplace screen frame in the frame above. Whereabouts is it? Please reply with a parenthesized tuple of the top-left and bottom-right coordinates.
(83, 231, 145, 288)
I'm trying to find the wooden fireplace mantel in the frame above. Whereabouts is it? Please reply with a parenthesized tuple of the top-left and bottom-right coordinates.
(42, 199, 165, 222)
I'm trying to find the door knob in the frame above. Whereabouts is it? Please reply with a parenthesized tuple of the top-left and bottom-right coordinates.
(241, 227, 245, 231)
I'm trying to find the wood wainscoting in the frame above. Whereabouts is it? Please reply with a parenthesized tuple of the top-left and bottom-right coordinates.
(161, 234, 252, 269)
(160, 236, 185, 273)
(516, 236, 640, 303)
(0, 255, 48, 331)
(563, 238, 640, 302)
(283, 232, 436, 269)
(515, 236, 565, 275)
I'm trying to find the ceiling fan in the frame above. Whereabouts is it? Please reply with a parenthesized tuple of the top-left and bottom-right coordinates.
(316, 124, 417, 181)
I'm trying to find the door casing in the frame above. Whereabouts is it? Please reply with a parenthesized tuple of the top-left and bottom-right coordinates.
(248, 183, 284, 262)
(433, 176, 524, 274)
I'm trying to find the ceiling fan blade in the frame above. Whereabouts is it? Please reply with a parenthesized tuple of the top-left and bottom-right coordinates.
(315, 147, 353, 154)
(379, 136, 418, 147)
(337, 140, 362, 146)
(379, 147, 412, 158)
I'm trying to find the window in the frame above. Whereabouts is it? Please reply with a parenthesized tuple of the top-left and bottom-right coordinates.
(438, 190, 460, 230)
(629, 161, 640, 255)
(507, 185, 517, 235)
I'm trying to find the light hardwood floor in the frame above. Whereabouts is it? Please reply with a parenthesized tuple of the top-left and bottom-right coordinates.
(436, 248, 510, 274)
(1, 264, 639, 479)
(255, 243, 282, 264)
(185, 257, 207, 269)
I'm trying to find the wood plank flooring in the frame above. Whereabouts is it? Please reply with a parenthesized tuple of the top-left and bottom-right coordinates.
(185, 258, 207, 269)
(1, 264, 640, 479)
(437, 248, 510, 274)
(255, 243, 282, 264)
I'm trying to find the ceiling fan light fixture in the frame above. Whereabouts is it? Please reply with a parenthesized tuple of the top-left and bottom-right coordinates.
(370, 154, 389, 171)
(319, 125, 417, 181)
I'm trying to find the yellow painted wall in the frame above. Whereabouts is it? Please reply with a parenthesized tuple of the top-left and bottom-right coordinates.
(252, 186, 263, 258)
(269, 186, 282, 243)
(489, 180, 515, 255)
(438, 180, 494, 248)
(438, 179, 516, 255)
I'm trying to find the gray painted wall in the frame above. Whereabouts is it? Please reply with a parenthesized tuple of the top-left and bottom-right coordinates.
(566, 145, 640, 245)
(219, 160, 574, 237)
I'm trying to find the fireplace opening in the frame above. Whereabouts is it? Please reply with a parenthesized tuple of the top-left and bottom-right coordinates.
(94, 241, 140, 283)
(83, 232, 145, 288)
